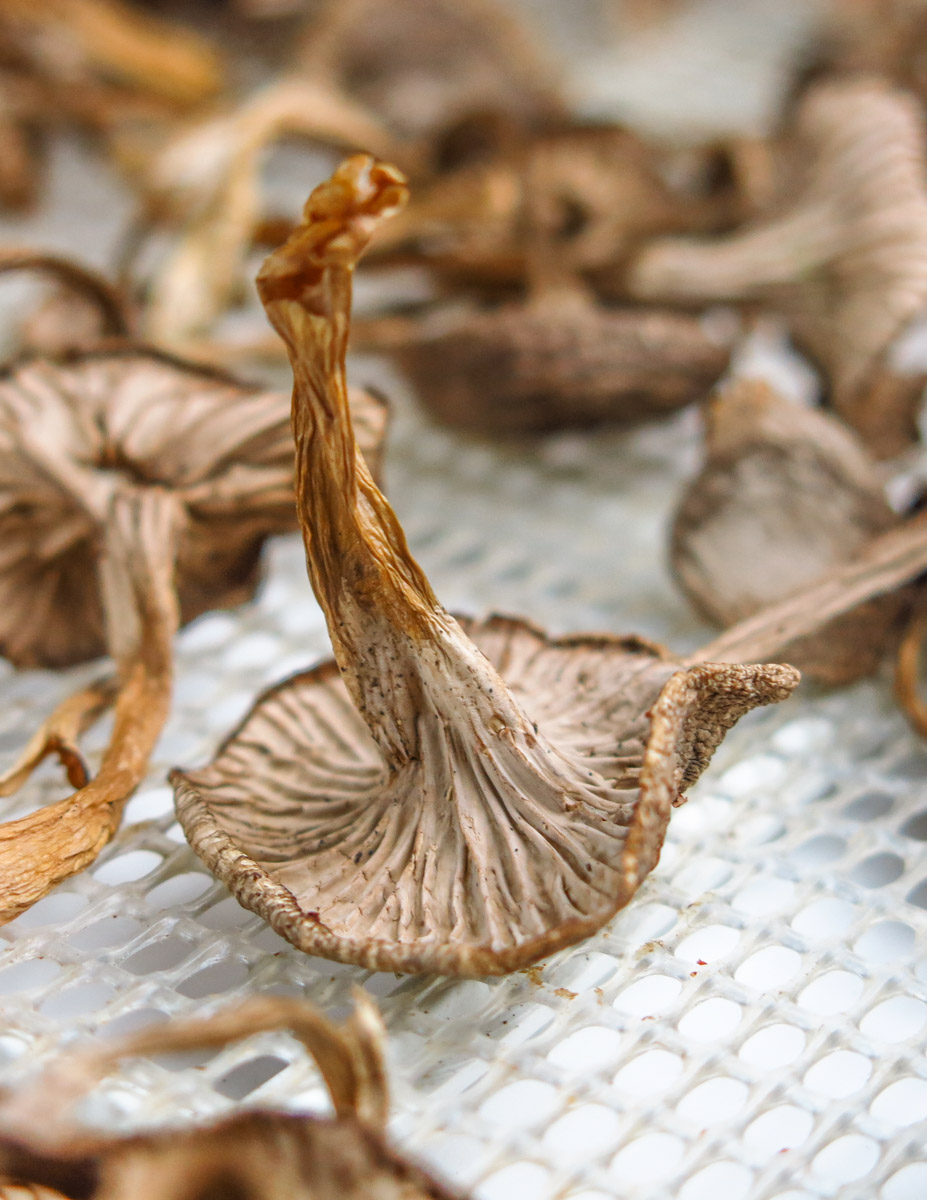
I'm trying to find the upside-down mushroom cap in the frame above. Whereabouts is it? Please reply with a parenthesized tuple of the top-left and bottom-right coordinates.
(671, 378, 907, 685)
(0, 995, 464, 1200)
(173, 155, 798, 977)
(0, 347, 386, 669)
(628, 78, 927, 455)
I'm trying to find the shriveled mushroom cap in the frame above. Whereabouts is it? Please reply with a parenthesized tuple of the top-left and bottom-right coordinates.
(0, 347, 386, 668)
(173, 155, 798, 977)
(376, 301, 730, 435)
(629, 78, 927, 453)
(671, 378, 907, 685)
(0, 994, 463, 1200)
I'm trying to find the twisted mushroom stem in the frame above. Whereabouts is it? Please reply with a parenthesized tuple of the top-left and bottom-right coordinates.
(688, 512, 927, 668)
(0, 487, 181, 923)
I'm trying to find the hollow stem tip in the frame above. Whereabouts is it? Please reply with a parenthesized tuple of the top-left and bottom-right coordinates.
(175, 157, 798, 978)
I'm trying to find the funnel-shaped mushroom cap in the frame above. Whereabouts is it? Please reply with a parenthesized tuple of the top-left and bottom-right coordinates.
(173, 156, 798, 977)
(629, 79, 927, 443)
(672, 379, 905, 684)
(0, 994, 464, 1200)
(0, 348, 386, 669)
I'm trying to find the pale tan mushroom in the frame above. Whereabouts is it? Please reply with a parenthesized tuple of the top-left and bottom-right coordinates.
(0, 253, 387, 922)
(671, 378, 908, 685)
(629, 77, 927, 457)
(0, 994, 463, 1200)
(172, 156, 798, 977)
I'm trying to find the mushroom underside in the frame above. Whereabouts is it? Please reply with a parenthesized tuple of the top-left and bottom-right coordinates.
(175, 615, 792, 975)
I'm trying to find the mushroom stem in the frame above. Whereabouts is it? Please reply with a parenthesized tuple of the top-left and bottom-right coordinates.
(630, 201, 841, 302)
(0, 992, 387, 1141)
(689, 512, 927, 668)
(0, 488, 180, 923)
(895, 601, 927, 739)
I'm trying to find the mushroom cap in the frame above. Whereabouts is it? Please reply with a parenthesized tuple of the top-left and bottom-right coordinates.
(393, 303, 730, 434)
(0, 1111, 461, 1200)
(0, 346, 385, 668)
(174, 614, 796, 976)
(672, 380, 904, 684)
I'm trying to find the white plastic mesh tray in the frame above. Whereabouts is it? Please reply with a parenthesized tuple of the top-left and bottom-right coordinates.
(3, 4, 927, 1199)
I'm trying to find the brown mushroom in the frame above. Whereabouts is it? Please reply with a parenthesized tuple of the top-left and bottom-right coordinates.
(124, 76, 401, 351)
(357, 298, 732, 436)
(296, 0, 566, 143)
(628, 77, 927, 458)
(0, 994, 463, 1200)
(0, 0, 223, 212)
(0, 251, 388, 923)
(172, 156, 797, 978)
(671, 378, 908, 685)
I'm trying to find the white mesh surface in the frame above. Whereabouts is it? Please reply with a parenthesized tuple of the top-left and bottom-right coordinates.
(3, 4, 927, 1199)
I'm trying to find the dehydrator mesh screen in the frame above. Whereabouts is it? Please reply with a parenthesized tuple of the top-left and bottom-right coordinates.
(1, 3, 926, 1198)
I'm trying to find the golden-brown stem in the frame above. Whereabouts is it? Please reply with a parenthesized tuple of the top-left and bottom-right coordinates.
(0, 993, 387, 1139)
(0, 488, 180, 923)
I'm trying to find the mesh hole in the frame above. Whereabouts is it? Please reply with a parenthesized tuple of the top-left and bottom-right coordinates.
(71, 916, 142, 952)
(677, 1076, 749, 1126)
(674, 925, 740, 964)
(94, 850, 162, 885)
(851, 853, 905, 888)
(797, 971, 863, 1016)
(476, 1162, 552, 1200)
(612, 1048, 683, 1096)
(609, 1132, 684, 1185)
(678, 998, 742, 1042)
(744, 1105, 813, 1158)
(613, 975, 681, 1016)
(214, 1055, 288, 1100)
(789, 836, 845, 868)
(870, 1078, 927, 1127)
(547, 1026, 622, 1072)
(478, 1080, 561, 1130)
(146, 873, 212, 910)
(882, 1163, 927, 1199)
(812, 1135, 878, 1183)
(734, 946, 801, 990)
(679, 1162, 753, 1200)
(859, 996, 927, 1042)
(803, 1050, 871, 1098)
(791, 899, 855, 940)
(738, 1023, 805, 1069)
(543, 1105, 622, 1164)
(0, 959, 60, 994)
(122, 936, 192, 975)
(854, 921, 915, 962)
(177, 960, 249, 999)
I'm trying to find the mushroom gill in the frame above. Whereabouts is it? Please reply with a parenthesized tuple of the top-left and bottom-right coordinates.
(0, 994, 463, 1200)
(173, 156, 798, 977)
(628, 77, 927, 457)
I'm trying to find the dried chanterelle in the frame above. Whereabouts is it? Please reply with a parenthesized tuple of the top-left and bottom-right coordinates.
(172, 156, 798, 977)
(0, 252, 387, 923)
(0, 993, 464, 1200)
(672, 378, 907, 686)
(628, 77, 927, 458)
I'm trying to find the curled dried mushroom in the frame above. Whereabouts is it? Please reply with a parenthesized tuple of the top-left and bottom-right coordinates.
(0, 255, 388, 922)
(672, 378, 907, 685)
(0, 994, 463, 1200)
(173, 156, 797, 977)
(629, 77, 927, 458)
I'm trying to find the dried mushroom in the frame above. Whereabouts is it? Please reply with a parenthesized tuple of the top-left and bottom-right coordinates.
(297, 0, 565, 142)
(0, 0, 222, 211)
(671, 378, 907, 685)
(358, 299, 731, 436)
(125, 76, 400, 350)
(367, 125, 739, 292)
(0, 256, 388, 922)
(628, 77, 927, 458)
(0, 994, 463, 1200)
(173, 156, 797, 977)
